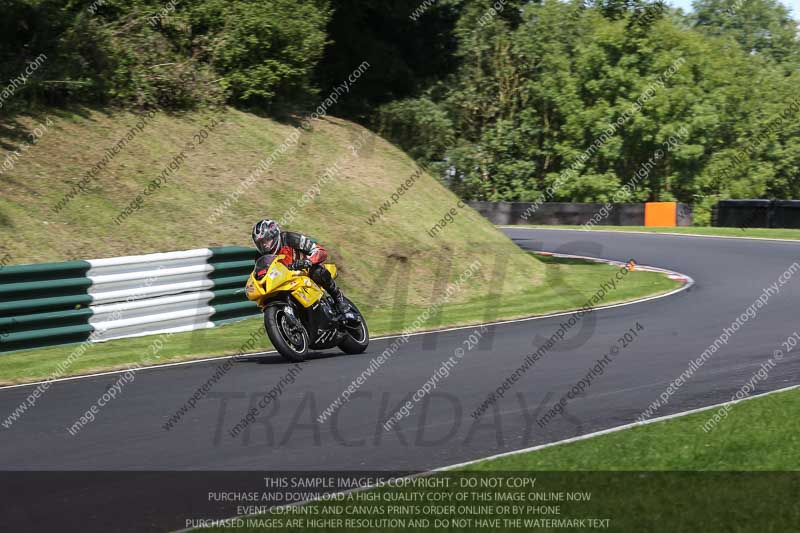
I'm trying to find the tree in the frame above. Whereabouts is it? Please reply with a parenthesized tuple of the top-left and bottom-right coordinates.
(314, 0, 462, 119)
(693, 0, 800, 65)
(192, 0, 331, 108)
(0, 0, 332, 110)
(375, 0, 800, 224)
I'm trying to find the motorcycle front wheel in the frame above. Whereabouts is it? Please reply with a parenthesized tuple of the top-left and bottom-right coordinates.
(264, 304, 309, 363)
(338, 299, 370, 355)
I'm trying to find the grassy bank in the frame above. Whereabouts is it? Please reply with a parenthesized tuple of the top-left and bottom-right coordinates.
(1, 105, 540, 380)
(0, 106, 540, 309)
(0, 108, 686, 384)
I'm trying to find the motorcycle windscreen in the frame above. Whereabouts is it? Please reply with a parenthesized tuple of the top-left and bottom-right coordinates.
(254, 254, 278, 279)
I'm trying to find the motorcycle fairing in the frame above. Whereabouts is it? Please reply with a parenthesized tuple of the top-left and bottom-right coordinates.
(246, 254, 338, 310)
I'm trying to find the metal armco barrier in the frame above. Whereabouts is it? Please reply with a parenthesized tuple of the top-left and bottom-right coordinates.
(467, 201, 692, 226)
(715, 200, 800, 229)
(0, 247, 259, 353)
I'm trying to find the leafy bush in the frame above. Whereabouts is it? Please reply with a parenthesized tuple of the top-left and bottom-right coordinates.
(0, 0, 330, 110)
(191, 0, 331, 107)
(377, 97, 454, 161)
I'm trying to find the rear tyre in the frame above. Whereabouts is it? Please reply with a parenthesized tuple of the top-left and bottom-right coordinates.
(338, 299, 369, 354)
(264, 304, 309, 363)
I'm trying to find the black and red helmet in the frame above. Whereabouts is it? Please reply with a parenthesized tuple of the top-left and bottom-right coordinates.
(252, 219, 282, 254)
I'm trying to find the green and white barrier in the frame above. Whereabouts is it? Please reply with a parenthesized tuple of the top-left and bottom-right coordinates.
(0, 247, 260, 353)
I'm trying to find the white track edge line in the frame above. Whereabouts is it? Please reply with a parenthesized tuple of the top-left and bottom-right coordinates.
(169, 382, 800, 533)
(502, 226, 800, 244)
(0, 252, 693, 392)
(435, 382, 800, 471)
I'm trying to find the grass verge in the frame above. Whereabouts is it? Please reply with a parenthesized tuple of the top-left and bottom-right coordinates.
(0, 254, 681, 385)
(196, 387, 800, 533)
(517, 224, 800, 240)
(468, 386, 800, 471)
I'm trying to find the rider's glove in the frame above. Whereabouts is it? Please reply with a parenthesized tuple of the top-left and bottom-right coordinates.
(289, 259, 312, 271)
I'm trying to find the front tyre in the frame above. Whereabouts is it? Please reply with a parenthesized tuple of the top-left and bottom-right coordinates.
(338, 299, 369, 355)
(264, 304, 309, 363)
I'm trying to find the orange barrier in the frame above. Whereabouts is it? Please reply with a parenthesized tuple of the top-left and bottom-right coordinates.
(644, 202, 677, 227)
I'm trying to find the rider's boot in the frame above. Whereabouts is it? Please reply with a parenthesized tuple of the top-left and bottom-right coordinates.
(329, 282, 355, 321)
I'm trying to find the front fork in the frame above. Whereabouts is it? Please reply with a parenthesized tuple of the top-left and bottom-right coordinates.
(266, 298, 305, 336)
(283, 303, 300, 326)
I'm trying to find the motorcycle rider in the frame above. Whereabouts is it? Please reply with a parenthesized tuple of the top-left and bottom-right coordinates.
(251, 219, 352, 317)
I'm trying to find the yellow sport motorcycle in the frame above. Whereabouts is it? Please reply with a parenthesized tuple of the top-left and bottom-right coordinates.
(245, 254, 369, 362)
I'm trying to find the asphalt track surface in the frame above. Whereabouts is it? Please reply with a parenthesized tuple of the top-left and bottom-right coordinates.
(3, 228, 800, 532)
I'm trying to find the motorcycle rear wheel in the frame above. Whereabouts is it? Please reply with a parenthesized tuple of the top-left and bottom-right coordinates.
(264, 305, 309, 363)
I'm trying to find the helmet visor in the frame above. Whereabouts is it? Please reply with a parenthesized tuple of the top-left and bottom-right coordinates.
(256, 236, 276, 254)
